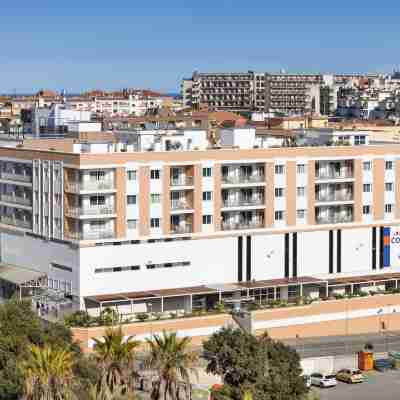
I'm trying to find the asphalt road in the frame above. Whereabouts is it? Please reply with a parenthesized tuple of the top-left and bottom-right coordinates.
(313, 369, 400, 400)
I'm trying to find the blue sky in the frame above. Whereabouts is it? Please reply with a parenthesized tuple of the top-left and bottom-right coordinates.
(1, 0, 400, 93)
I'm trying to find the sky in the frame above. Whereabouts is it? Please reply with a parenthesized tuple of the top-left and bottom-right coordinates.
(1, 0, 400, 93)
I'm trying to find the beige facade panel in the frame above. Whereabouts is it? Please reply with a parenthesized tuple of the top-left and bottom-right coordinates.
(286, 161, 296, 226)
(307, 160, 315, 225)
(115, 167, 127, 238)
(138, 166, 150, 236)
(373, 159, 385, 220)
(265, 162, 274, 227)
(354, 159, 363, 223)
(193, 165, 203, 233)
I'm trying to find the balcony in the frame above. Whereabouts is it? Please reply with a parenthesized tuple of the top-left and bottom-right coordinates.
(170, 224, 193, 234)
(221, 219, 264, 231)
(67, 230, 115, 241)
(315, 214, 353, 224)
(170, 176, 194, 187)
(66, 180, 115, 193)
(1, 215, 31, 229)
(1, 172, 32, 184)
(0, 194, 32, 206)
(222, 197, 265, 208)
(170, 200, 193, 211)
(315, 170, 354, 180)
(66, 206, 115, 218)
(221, 174, 265, 185)
(315, 191, 353, 202)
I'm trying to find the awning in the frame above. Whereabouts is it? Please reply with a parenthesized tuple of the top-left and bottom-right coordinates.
(0, 263, 46, 286)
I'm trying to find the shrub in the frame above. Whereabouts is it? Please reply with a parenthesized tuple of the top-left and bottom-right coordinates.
(169, 312, 178, 319)
(99, 307, 119, 326)
(214, 301, 226, 313)
(359, 291, 368, 297)
(153, 312, 162, 320)
(64, 310, 93, 327)
(136, 312, 149, 322)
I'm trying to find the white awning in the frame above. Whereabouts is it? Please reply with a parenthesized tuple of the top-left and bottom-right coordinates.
(0, 263, 46, 286)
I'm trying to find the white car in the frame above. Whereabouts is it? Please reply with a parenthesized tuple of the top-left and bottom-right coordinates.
(310, 373, 337, 388)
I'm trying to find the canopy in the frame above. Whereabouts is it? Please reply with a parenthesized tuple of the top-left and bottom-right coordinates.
(0, 263, 46, 286)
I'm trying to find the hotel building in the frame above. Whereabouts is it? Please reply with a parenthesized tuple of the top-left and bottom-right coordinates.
(1, 129, 400, 315)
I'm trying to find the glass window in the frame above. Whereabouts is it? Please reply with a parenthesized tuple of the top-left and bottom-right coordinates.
(127, 219, 137, 229)
(385, 182, 393, 191)
(275, 165, 285, 174)
(363, 205, 371, 215)
(90, 171, 106, 181)
(296, 187, 305, 197)
(274, 211, 284, 221)
(297, 164, 306, 174)
(385, 204, 393, 213)
(363, 184, 372, 193)
(150, 218, 160, 228)
(150, 169, 160, 179)
(202, 215, 213, 224)
(151, 194, 161, 203)
(296, 209, 306, 219)
(202, 191, 212, 201)
(127, 170, 137, 180)
(275, 188, 284, 197)
(202, 167, 212, 177)
(385, 161, 393, 170)
(127, 195, 137, 205)
(363, 161, 371, 171)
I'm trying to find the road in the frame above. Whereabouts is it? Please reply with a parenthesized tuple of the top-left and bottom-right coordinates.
(313, 370, 400, 400)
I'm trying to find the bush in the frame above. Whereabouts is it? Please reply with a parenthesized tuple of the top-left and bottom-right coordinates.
(247, 302, 261, 311)
(214, 301, 226, 313)
(64, 310, 93, 327)
(99, 307, 119, 325)
(136, 312, 149, 322)
(153, 312, 162, 320)
(359, 291, 368, 297)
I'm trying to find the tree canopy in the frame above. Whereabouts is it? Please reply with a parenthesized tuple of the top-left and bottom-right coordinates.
(203, 327, 307, 400)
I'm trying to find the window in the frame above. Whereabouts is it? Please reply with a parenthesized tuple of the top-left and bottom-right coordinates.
(363, 184, 372, 193)
(202, 167, 212, 177)
(150, 169, 160, 179)
(275, 188, 284, 197)
(127, 195, 137, 205)
(274, 211, 284, 221)
(385, 161, 393, 170)
(150, 218, 160, 228)
(90, 171, 105, 181)
(296, 209, 306, 219)
(127, 219, 137, 230)
(297, 164, 306, 174)
(90, 220, 107, 230)
(354, 135, 366, 145)
(385, 204, 393, 213)
(203, 215, 213, 224)
(202, 191, 212, 201)
(127, 170, 137, 180)
(146, 261, 190, 270)
(90, 195, 105, 206)
(363, 205, 371, 215)
(151, 194, 161, 203)
(296, 187, 305, 197)
(95, 265, 140, 273)
(385, 182, 394, 192)
(363, 161, 371, 171)
(51, 263, 72, 272)
(275, 164, 285, 175)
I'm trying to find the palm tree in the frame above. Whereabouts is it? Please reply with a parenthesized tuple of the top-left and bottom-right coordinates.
(19, 344, 75, 400)
(92, 326, 139, 395)
(145, 331, 198, 400)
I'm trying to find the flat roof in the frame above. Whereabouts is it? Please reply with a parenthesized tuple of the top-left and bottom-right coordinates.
(238, 276, 325, 289)
(327, 272, 400, 286)
(0, 263, 46, 285)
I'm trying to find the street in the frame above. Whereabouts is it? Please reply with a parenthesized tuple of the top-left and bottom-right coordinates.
(314, 370, 400, 400)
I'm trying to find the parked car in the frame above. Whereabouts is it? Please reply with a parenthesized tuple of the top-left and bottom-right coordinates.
(336, 369, 364, 384)
(302, 374, 311, 389)
(374, 358, 394, 372)
(310, 373, 337, 388)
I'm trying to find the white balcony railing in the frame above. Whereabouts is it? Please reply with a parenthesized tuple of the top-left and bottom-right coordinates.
(66, 206, 115, 218)
(315, 192, 354, 202)
(170, 224, 192, 234)
(66, 180, 114, 192)
(222, 197, 265, 208)
(1, 172, 32, 183)
(1, 215, 32, 229)
(222, 174, 265, 185)
(222, 220, 264, 231)
(0, 194, 32, 206)
(316, 214, 354, 224)
(170, 176, 194, 187)
(315, 169, 353, 180)
(68, 230, 115, 240)
(170, 200, 193, 210)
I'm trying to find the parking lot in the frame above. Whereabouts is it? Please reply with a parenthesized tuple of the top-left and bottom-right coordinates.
(314, 369, 400, 400)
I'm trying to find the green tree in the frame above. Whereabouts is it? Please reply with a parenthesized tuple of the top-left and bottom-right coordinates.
(19, 344, 75, 400)
(92, 326, 139, 396)
(203, 328, 306, 400)
(145, 331, 198, 400)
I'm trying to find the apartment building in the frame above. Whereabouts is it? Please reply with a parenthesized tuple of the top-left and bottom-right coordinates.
(1, 130, 400, 315)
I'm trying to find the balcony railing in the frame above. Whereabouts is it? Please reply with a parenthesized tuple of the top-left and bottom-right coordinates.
(315, 169, 354, 180)
(170, 176, 194, 187)
(170, 224, 193, 234)
(221, 220, 264, 231)
(315, 192, 354, 202)
(1, 215, 32, 229)
(1, 172, 32, 183)
(221, 174, 265, 185)
(316, 214, 354, 224)
(66, 206, 115, 218)
(170, 200, 193, 210)
(66, 180, 115, 192)
(222, 197, 265, 208)
(0, 194, 32, 206)
(67, 230, 115, 241)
